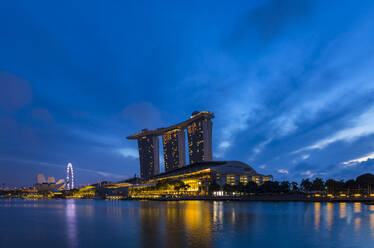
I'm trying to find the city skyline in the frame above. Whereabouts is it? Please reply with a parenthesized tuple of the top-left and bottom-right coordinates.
(2, 1, 374, 187)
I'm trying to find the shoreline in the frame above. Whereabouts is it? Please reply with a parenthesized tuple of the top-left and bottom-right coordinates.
(127, 195, 374, 202)
(3, 195, 374, 203)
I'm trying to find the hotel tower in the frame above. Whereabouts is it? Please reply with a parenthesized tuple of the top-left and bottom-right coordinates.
(127, 111, 214, 179)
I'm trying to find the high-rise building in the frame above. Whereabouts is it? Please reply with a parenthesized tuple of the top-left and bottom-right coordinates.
(36, 173, 46, 184)
(162, 129, 186, 172)
(187, 111, 213, 164)
(127, 111, 214, 179)
(138, 134, 160, 179)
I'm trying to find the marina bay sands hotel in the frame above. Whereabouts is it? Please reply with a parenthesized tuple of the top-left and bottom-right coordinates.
(127, 111, 214, 179)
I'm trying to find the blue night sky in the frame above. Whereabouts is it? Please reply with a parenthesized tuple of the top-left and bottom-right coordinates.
(1, 0, 374, 187)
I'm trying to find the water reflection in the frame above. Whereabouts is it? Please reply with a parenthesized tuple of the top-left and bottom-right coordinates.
(354, 203, 361, 213)
(165, 202, 184, 247)
(314, 202, 321, 231)
(213, 201, 223, 226)
(370, 214, 374, 231)
(326, 203, 333, 230)
(139, 202, 162, 248)
(106, 201, 123, 217)
(66, 200, 78, 248)
(354, 217, 361, 231)
(184, 201, 212, 247)
(340, 203, 347, 219)
(139, 201, 213, 248)
(3, 200, 374, 247)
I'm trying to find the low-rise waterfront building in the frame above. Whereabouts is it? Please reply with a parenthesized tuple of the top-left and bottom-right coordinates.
(128, 161, 272, 197)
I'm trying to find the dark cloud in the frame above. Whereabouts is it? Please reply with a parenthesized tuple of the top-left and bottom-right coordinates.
(228, 0, 313, 46)
(31, 108, 54, 123)
(122, 102, 163, 130)
(0, 72, 32, 112)
(0, 115, 39, 148)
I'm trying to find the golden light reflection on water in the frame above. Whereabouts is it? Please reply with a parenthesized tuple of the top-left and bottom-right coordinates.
(184, 201, 212, 247)
(370, 214, 374, 231)
(314, 202, 321, 231)
(139, 201, 213, 248)
(5, 200, 374, 247)
(327, 203, 333, 230)
(354, 217, 361, 231)
(339, 203, 346, 219)
(354, 203, 361, 213)
(184, 201, 201, 231)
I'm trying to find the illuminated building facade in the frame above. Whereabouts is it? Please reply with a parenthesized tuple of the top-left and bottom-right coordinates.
(148, 160, 272, 187)
(187, 111, 213, 164)
(127, 111, 214, 179)
(128, 161, 273, 197)
(138, 134, 160, 179)
(162, 129, 186, 172)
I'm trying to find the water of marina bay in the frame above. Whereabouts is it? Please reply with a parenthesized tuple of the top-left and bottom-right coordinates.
(1, 200, 374, 248)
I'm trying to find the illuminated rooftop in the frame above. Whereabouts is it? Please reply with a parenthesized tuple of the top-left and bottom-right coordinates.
(126, 111, 214, 139)
(151, 160, 269, 180)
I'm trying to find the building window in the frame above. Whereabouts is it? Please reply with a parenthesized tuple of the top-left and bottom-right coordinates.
(240, 176, 248, 185)
(226, 174, 236, 186)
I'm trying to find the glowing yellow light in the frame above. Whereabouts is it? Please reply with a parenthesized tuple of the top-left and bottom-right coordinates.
(314, 202, 321, 231)
(370, 214, 374, 231)
(354, 217, 361, 231)
(339, 203, 346, 219)
(354, 203, 361, 213)
(327, 202, 333, 230)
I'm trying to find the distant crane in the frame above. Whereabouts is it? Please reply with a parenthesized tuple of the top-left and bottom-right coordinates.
(66, 163, 74, 190)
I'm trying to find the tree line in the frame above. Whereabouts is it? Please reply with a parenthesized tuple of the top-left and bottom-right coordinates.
(211, 173, 374, 195)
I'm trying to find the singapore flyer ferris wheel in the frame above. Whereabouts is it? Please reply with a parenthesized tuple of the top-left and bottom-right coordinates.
(66, 163, 74, 190)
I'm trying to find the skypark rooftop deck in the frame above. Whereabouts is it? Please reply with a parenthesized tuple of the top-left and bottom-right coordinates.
(126, 111, 214, 139)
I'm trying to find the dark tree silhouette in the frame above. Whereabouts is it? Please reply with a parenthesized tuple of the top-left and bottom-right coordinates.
(279, 181, 291, 193)
(244, 181, 258, 193)
(291, 182, 299, 192)
(356, 173, 374, 188)
(300, 179, 312, 192)
(311, 178, 324, 191)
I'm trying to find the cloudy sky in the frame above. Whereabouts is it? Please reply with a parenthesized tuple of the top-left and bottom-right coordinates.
(1, 0, 374, 187)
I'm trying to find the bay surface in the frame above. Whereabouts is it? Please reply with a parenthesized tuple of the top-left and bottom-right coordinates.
(1, 199, 373, 248)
